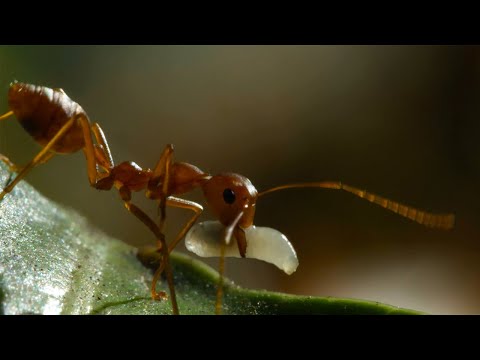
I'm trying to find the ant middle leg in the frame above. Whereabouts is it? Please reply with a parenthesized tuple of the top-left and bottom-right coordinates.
(166, 197, 203, 253)
(150, 197, 203, 296)
(117, 186, 179, 315)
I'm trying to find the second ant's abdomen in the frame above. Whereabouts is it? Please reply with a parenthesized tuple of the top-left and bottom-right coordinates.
(8, 82, 86, 153)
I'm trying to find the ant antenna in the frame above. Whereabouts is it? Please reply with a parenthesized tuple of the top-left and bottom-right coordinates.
(258, 181, 455, 230)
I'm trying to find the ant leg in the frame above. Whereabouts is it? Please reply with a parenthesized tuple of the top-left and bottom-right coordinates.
(146, 144, 174, 202)
(0, 111, 14, 121)
(216, 240, 226, 315)
(166, 197, 203, 253)
(146, 145, 174, 250)
(77, 115, 99, 186)
(78, 117, 118, 185)
(156, 146, 173, 234)
(38, 151, 55, 164)
(1, 151, 54, 175)
(147, 145, 174, 241)
(89, 123, 114, 176)
(118, 186, 179, 315)
(150, 197, 203, 289)
(215, 211, 244, 315)
(0, 116, 76, 201)
(91, 123, 114, 170)
(0, 154, 22, 173)
(0, 111, 18, 173)
(150, 144, 174, 189)
(93, 146, 112, 174)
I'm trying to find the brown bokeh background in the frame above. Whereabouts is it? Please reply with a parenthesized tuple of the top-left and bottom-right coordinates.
(0, 45, 479, 314)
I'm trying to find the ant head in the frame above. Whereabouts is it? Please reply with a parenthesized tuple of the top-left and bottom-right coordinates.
(202, 173, 258, 229)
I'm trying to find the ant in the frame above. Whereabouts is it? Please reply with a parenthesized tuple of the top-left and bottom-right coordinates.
(0, 82, 455, 315)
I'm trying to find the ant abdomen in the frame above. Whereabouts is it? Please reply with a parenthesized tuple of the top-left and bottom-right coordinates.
(7, 82, 86, 153)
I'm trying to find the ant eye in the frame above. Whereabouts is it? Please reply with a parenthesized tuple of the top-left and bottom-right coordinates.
(223, 188, 236, 204)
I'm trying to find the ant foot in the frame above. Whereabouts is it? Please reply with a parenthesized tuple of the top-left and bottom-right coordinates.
(0, 155, 22, 174)
(152, 291, 168, 301)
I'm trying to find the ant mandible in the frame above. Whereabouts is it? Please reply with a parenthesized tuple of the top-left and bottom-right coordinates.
(0, 82, 455, 315)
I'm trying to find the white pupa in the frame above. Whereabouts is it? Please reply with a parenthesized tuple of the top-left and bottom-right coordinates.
(185, 221, 299, 275)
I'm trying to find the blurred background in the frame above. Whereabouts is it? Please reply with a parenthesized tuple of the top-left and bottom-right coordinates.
(0, 45, 478, 314)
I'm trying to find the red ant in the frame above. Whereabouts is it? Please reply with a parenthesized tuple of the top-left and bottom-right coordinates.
(0, 82, 455, 315)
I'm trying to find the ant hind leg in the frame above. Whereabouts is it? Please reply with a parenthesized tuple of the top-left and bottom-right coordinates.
(91, 123, 114, 170)
(0, 154, 22, 173)
(0, 116, 77, 201)
(0, 111, 14, 121)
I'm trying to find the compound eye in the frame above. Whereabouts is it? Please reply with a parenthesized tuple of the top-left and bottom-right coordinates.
(223, 188, 236, 204)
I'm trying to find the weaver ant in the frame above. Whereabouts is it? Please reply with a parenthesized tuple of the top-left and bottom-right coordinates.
(0, 82, 455, 315)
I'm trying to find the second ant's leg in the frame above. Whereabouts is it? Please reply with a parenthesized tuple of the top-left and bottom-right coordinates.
(118, 186, 179, 315)
(0, 117, 76, 201)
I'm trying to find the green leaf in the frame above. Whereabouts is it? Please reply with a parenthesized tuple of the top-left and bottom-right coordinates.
(0, 164, 422, 315)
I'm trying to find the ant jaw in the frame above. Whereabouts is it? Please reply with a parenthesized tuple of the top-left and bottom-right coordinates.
(202, 173, 258, 228)
(185, 221, 299, 275)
